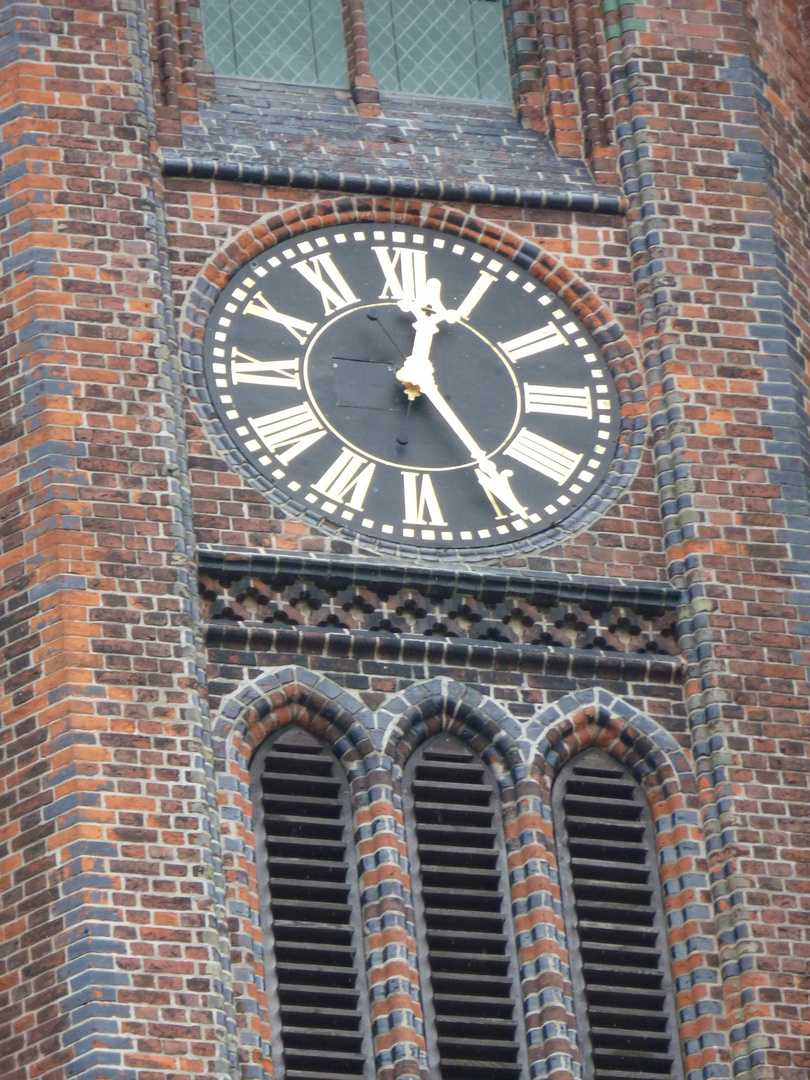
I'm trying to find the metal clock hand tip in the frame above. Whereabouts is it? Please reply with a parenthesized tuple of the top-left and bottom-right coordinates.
(474, 460, 528, 520)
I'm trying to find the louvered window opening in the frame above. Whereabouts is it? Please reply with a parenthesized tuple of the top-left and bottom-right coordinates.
(553, 750, 683, 1080)
(253, 729, 370, 1080)
(406, 736, 525, 1080)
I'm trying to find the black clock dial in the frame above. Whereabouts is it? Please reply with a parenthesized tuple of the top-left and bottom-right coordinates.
(203, 223, 621, 551)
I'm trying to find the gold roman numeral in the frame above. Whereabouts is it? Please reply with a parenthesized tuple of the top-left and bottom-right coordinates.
(243, 291, 316, 344)
(503, 429, 581, 484)
(291, 252, 359, 315)
(231, 347, 301, 388)
(314, 448, 376, 510)
(402, 472, 447, 526)
(455, 271, 497, 320)
(250, 402, 326, 465)
(499, 322, 568, 362)
(523, 384, 592, 418)
(372, 245, 429, 302)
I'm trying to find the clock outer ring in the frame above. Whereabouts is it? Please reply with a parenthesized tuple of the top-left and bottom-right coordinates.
(196, 215, 637, 561)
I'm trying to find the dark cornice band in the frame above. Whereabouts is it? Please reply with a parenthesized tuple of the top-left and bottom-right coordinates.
(204, 622, 684, 685)
(160, 154, 626, 216)
(198, 549, 680, 616)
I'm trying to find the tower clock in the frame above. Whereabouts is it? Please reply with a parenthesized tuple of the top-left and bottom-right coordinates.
(203, 223, 620, 552)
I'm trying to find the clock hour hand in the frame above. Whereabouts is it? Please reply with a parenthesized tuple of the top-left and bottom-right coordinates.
(395, 277, 455, 400)
(397, 277, 459, 328)
(395, 321, 438, 400)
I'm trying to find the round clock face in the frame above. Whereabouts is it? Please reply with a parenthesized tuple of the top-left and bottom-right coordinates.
(203, 223, 620, 552)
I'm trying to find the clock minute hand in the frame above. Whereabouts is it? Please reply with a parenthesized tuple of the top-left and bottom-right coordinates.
(395, 281, 527, 520)
(401, 358, 528, 520)
(428, 392, 528, 521)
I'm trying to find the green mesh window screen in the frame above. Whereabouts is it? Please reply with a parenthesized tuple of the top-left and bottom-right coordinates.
(200, 0, 349, 86)
(365, 0, 511, 101)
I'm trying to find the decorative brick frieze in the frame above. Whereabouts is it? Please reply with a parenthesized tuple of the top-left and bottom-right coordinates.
(199, 550, 681, 656)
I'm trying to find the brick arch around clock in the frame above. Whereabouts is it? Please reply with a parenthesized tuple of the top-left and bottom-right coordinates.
(185, 199, 638, 374)
(181, 197, 646, 559)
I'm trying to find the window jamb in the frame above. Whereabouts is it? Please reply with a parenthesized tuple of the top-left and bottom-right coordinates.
(552, 749, 684, 1080)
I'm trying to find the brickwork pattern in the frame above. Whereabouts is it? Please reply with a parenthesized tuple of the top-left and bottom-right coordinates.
(600, 3, 810, 1076)
(0, 0, 809, 1079)
(0, 3, 215, 1078)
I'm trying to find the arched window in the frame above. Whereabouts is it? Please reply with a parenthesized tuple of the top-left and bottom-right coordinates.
(403, 734, 526, 1080)
(251, 727, 373, 1080)
(200, 0, 510, 102)
(552, 749, 684, 1080)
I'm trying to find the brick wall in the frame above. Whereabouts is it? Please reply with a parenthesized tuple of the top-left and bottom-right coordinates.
(0, 3, 216, 1077)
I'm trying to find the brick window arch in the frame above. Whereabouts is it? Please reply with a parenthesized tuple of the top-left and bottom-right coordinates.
(250, 726, 374, 1080)
(403, 733, 527, 1080)
(552, 748, 684, 1080)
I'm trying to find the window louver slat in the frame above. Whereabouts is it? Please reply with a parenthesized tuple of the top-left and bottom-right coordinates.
(554, 750, 684, 1080)
(407, 739, 524, 1080)
(255, 730, 369, 1080)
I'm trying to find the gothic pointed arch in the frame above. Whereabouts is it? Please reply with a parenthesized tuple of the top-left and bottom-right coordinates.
(212, 668, 417, 1080)
(212, 665, 376, 772)
(379, 677, 523, 784)
(529, 693, 728, 1080)
(381, 681, 538, 1079)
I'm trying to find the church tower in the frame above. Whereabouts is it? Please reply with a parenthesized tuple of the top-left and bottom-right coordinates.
(1, 2, 809, 1079)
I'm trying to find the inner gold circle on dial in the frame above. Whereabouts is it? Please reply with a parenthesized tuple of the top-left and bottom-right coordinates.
(303, 302, 520, 472)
